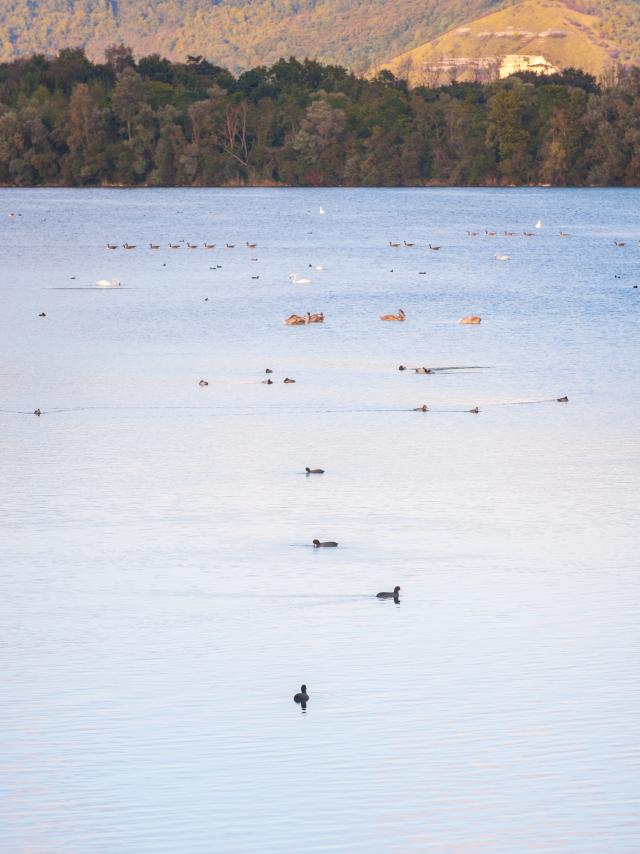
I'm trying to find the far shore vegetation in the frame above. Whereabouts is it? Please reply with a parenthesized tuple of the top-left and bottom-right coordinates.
(1, 47, 639, 187)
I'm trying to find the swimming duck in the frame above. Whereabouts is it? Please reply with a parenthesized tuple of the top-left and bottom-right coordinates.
(246, 242, 257, 249)
(557, 396, 569, 402)
(107, 244, 118, 250)
(376, 586, 400, 599)
(429, 243, 441, 251)
(307, 312, 324, 324)
(466, 231, 479, 237)
(380, 309, 406, 321)
(313, 539, 338, 548)
(198, 380, 209, 387)
(283, 377, 296, 383)
(415, 367, 432, 374)
(34, 408, 41, 416)
(262, 378, 273, 384)
(485, 230, 496, 237)
(149, 243, 160, 249)
(404, 240, 414, 247)
(459, 316, 481, 324)
(265, 369, 273, 374)
(169, 243, 180, 249)
(283, 314, 306, 325)
(38, 312, 46, 317)
(389, 241, 401, 248)
(305, 467, 324, 474)
(294, 685, 309, 704)
(226, 243, 235, 248)
(187, 243, 198, 249)
(123, 243, 136, 249)
(469, 406, 479, 413)
(413, 405, 429, 411)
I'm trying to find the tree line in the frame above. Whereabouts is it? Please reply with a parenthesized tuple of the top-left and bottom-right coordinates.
(1, 46, 639, 187)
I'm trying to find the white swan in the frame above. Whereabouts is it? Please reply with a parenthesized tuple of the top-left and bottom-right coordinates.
(289, 273, 312, 285)
(494, 253, 511, 261)
(535, 219, 543, 228)
(96, 277, 122, 287)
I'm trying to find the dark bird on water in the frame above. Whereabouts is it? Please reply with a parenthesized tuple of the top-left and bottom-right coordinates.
(34, 408, 41, 416)
(413, 405, 428, 411)
(313, 539, 338, 548)
(283, 377, 296, 383)
(38, 312, 46, 317)
(305, 467, 324, 474)
(557, 396, 569, 402)
(469, 406, 480, 414)
(293, 685, 309, 705)
(377, 586, 400, 599)
(198, 380, 209, 387)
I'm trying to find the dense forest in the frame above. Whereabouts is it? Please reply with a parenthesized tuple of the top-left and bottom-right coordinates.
(1, 47, 640, 187)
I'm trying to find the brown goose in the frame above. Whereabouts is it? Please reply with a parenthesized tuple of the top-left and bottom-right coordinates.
(380, 309, 406, 321)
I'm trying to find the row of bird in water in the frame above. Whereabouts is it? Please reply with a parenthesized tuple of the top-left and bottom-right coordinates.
(282, 310, 480, 324)
(106, 241, 258, 250)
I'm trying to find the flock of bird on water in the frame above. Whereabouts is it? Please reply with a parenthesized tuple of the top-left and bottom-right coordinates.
(29, 208, 634, 708)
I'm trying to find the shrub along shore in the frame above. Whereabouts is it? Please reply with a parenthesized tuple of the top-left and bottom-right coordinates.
(1, 48, 639, 187)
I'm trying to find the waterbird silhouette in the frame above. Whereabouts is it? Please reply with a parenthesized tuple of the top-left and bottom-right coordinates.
(377, 586, 400, 599)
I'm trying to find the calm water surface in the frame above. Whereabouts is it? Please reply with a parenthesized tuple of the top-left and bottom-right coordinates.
(1, 188, 639, 852)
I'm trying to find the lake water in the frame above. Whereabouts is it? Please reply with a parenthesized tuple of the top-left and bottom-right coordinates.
(1, 188, 639, 853)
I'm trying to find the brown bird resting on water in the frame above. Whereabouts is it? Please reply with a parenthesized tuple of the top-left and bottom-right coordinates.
(413, 405, 429, 411)
(305, 467, 324, 474)
(469, 406, 480, 414)
(459, 316, 481, 325)
(198, 380, 209, 386)
(557, 396, 569, 402)
(34, 408, 41, 416)
(283, 314, 306, 325)
(262, 378, 273, 384)
(313, 539, 338, 548)
(38, 312, 46, 317)
(283, 377, 296, 383)
(380, 309, 406, 321)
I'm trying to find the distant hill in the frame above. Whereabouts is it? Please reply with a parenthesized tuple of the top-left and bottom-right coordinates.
(0, 0, 502, 73)
(380, 0, 639, 83)
(0, 0, 639, 77)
